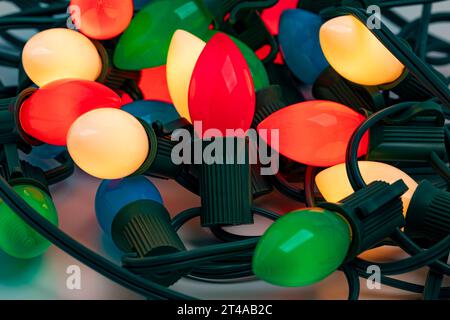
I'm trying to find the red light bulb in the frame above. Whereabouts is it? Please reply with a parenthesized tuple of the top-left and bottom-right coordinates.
(70, 0, 134, 40)
(257, 100, 369, 167)
(261, 0, 299, 35)
(188, 33, 255, 137)
(19, 79, 122, 146)
(139, 66, 172, 103)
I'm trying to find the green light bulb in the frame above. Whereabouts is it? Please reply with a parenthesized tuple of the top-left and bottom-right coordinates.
(114, 0, 212, 70)
(0, 185, 58, 259)
(204, 30, 270, 91)
(252, 208, 351, 287)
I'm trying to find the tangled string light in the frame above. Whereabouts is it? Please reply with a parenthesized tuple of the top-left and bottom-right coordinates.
(0, 0, 448, 300)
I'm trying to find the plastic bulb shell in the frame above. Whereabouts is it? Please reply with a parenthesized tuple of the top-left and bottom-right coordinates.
(0, 185, 58, 259)
(95, 176, 163, 236)
(253, 208, 351, 287)
(279, 9, 329, 84)
(113, 0, 212, 70)
(19, 79, 122, 146)
(257, 100, 369, 167)
(188, 33, 255, 137)
(316, 161, 418, 214)
(67, 108, 149, 179)
(261, 0, 299, 35)
(204, 30, 270, 92)
(167, 30, 206, 122)
(167, 30, 268, 123)
(319, 15, 405, 86)
(70, 0, 134, 40)
(22, 28, 102, 87)
(139, 66, 173, 103)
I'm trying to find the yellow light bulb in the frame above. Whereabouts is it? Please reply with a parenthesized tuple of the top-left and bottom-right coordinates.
(319, 15, 405, 86)
(315, 161, 417, 214)
(22, 28, 102, 87)
(167, 29, 206, 122)
(67, 108, 149, 179)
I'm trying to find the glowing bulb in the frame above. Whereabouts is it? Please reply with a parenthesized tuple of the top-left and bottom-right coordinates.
(188, 33, 255, 137)
(319, 15, 405, 86)
(70, 0, 134, 40)
(261, 0, 299, 35)
(253, 208, 351, 287)
(139, 66, 173, 103)
(204, 30, 270, 92)
(0, 185, 58, 259)
(22, 28, 102, 87)
(279, 9, 329, 84)
(113, 0, 212, 70)
(257, 100, 369, 167)
(168, 30, 268, 123)
(316, 161, 418, 214)
(19, 79, 122, 146)
(95, 176, 163, 236)
(167, 30, 206, 122)
(67, 108, 149, 179)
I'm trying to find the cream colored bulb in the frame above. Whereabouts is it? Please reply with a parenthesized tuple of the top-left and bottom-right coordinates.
(167, 29, 206, 122)
(319, 15, 405, 86)
(67, 108, 149, 180)
(315, 161, 418, 214)
(22, 28, 102, 87)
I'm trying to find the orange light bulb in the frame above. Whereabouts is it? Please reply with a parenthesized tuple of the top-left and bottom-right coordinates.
(257, 100, 369, 167)
(316, 161, 418, 214)
(319, 15, 405, 86)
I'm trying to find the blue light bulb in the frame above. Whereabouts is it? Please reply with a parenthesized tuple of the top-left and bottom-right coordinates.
(121, 100, 180, 127)
(95, 176, 163, 236)
(279, 9, 329, 84)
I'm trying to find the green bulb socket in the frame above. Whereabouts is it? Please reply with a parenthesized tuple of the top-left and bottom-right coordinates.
(202, 0, 241, 27)
(221, 11, 278, 63)
(199, 137, 253, 226)
(391, 73, 436, 102)
(132, 119, 159, 176)
(405, 180, 450, 243)
(251, 164, 273, 199)
(313, 67, 384, 112)
(112, 199, 187, 286)
(318, 180, 407, 261)
(265, 63, 305, 105)
(252, 85, 287, 129)
(0, 97, 16, 137)
(299, 0, 381, 13)
(94, 41, 142, 99)
(9, 161, 49, 195)
(298, 0, 341, 13)
(144, 136, 184, 180)
(13, 87, 42, 146)
(368, 124, 447, 163)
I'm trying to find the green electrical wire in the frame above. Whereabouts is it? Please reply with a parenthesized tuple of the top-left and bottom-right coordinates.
(0, 175, 196, 300)
(324, 7, 450, 107)
(344, 101, 450, 276)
